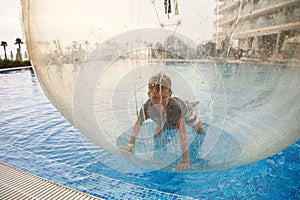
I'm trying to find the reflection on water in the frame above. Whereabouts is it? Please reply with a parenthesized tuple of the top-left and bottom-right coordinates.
(116, 122, 242, 172)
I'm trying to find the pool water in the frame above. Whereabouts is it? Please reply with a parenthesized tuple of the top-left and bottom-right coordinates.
(0, 68, 299, 199)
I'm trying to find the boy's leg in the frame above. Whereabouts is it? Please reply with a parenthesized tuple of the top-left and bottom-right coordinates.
(189, 101, 204, 134)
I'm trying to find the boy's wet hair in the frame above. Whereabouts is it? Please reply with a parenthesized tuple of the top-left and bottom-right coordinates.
(148, 72, 172, 91)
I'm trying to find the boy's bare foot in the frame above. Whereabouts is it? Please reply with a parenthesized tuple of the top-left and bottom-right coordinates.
(190, 100, 199, 108)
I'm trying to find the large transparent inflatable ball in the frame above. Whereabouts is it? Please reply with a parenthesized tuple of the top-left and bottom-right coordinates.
(21, 0, 300, 172)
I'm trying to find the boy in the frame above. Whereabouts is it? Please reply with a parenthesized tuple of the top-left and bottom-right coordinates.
(121, 72, 204, 170)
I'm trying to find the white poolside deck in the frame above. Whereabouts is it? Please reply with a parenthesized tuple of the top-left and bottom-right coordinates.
(0, 162, 102, 200)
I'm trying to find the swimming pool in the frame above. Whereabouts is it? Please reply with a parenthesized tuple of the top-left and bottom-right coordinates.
(0, 68, 299, 199)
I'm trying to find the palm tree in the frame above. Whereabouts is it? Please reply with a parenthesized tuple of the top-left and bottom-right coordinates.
(15, 38, 24, 61)
(15, 38, 23, 49)
(1, 41, 8, 59)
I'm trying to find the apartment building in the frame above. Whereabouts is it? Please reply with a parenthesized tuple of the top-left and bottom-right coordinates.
(214, 0, 300, 61)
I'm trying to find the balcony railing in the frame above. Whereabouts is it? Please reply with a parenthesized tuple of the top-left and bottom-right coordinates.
(234, 21, 300, 38)
(216, 0, 299, 26)
(218, 0, 240, 13)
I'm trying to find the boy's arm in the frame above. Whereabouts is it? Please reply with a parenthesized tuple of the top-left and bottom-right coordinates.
(121, 117, 143, 152)
(129, 117, 143, 146)
(177, 119, 190, 170)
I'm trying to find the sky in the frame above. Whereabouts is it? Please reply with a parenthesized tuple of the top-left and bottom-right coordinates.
(0, 0, 25, 58)
(0, 0, 216, 58)
(30, 0, 216, 44)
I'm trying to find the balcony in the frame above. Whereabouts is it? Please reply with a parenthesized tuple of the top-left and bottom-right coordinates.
(218, 0, 240, 13)
(234, 21, 300, 38)
(216, 0, 299, 26)
(214, 2, 226, 14)
(250, 0, 299, 19)
(213, 31, 226, 39)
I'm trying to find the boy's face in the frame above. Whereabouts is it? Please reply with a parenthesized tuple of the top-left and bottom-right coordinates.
(148, 88, 172, 107)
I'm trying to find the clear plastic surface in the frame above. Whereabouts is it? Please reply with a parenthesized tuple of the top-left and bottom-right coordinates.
(21, 0, 300, 171)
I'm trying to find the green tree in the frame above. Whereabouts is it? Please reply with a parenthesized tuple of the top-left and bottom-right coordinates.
(1, 41, 8, 59)
(15, 38, 23, 49)
(203, 41, 216, 57)
(15, 38, 24, 61)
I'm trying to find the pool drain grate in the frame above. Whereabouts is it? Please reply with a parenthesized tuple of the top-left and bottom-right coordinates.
(0, 162, 102, 200)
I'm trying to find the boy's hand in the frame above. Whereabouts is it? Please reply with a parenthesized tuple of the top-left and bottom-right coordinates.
(198, 126, 205, 133)
(176, 160, 190, 171)
(121, 145, 134, 152)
